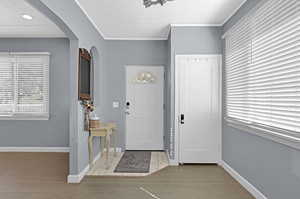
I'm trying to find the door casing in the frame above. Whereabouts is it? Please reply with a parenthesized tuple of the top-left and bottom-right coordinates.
(174, 55, 222, 164)
(125, 65, 165, 150)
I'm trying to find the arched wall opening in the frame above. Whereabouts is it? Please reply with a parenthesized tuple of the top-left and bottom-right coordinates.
(26, 0, 108, 182)
(25, 0, 80, 176)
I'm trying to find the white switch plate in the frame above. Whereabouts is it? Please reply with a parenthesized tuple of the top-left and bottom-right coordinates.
(113, 101, 119, 108)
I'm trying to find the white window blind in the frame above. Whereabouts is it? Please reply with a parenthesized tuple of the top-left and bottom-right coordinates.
(225, 0, 300, 135)
(0, 53, 49, 120)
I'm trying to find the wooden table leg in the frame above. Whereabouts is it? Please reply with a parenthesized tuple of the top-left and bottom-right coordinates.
(100, 137, 105, 154)
(112, 129, 117, 157)
(88, 135, 94, 168)
(105, 134, 111, 169)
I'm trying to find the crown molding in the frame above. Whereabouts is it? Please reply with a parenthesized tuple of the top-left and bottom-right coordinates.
(105, 37, 168, 41)
(74, 0, 106, 39)
(170, 24, 222, 27)
(75, 0, 247, 41)
(75, 0, 168, 40)
(222, 0, 248, 26)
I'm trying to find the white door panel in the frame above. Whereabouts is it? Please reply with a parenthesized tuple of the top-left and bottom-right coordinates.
(126, 66, 164, 150)
(177, 55, 221, 163)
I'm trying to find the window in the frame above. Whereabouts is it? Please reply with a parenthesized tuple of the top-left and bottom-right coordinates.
(0, 53, 49, 120)
(224, 0, 300, 138)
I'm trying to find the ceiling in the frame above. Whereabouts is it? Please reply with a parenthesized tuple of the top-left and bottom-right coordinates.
(76, 0, 246, 40)
(0, 0, 66, 38)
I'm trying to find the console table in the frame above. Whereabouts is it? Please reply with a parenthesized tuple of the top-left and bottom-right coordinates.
(88, 123, 117, 169)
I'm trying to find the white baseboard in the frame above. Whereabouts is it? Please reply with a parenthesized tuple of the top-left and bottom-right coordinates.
(0, 147, 70, 153)
(67, 164, 90, 184)
(166, 150, 179, 166)
(219, 160, 268, 199)
(67, 151, 101, 183)
(67, 147, 122, 183)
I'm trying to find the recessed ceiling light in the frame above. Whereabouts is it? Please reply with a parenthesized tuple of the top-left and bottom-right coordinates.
(21, 14, 33, 20)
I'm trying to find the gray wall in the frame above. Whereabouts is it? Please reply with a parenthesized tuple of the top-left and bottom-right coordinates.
(0, 38, 69, 147)
(105, 40, 168, 149)
(171, 27, 222, 54)
(28, 0, 107, 175)
(167, 26, 222, 159)
(222, 0, 300, 199)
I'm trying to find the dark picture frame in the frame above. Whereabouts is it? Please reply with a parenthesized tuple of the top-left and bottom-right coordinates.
(78, 48, 91, 100)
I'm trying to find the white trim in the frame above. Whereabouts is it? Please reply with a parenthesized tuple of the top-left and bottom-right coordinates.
(0, 52, 51, 55)
(174, 57, 180, 165)
(124, 65, 165, 151)
(221, 33, 227, 40)
(105, 37, 168, 41)
(221, 0, 248, 25)
(125, 65, 165, 68)
(0, 53, 50, 120)
(176, 54, 223, 57)
(67, 148, 122, 183)
(0, 147, 70, 152)
(226, 120, 300, 150)
(67, 164, 89, 183)
(74, 0, 247, 41)
(219, 160, 268, 199)
(75, 0, 170, 42)
(175, 54, 222, 164)
(170, 24, 222, 27)
(74, 0, 106, 39)
(0, 117, 49, 120)
(166, 150, 179, 166)
(67, 151, 101, 183)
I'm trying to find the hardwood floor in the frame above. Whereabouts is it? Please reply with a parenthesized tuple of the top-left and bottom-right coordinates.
(0, 152, 254, 199)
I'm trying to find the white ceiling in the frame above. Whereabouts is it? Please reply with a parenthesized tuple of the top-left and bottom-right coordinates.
(0, 0, 66, 38)
(76, 0, 246, 40)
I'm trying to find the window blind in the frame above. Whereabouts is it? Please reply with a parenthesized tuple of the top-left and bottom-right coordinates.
(0, 55, 14, 116)
(0, 53, 49, 119)
(225, 0, 300, 134)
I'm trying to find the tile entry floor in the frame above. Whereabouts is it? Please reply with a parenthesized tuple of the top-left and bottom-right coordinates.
(0, 152, 255, 199)
(87, 151, 169, 176)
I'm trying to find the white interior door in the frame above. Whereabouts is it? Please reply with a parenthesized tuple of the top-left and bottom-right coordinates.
(176, 55, 221, 163)
(126, 66, 164, 150)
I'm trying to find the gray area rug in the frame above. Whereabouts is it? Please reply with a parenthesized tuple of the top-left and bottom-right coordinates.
(114, 151, 151, 173)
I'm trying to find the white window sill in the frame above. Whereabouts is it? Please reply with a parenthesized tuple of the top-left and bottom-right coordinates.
(225, 118, 300, 150)
(0, 115, 49, 121)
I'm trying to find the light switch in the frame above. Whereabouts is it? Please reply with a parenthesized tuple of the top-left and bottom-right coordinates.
(113, 101, 119, 108)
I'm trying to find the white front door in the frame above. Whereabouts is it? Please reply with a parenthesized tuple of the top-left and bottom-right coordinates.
(176, 55, 221, 163)
(125, 66, 164, 150)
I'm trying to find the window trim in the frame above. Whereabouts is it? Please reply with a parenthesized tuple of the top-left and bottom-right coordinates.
(0, 52, 50, 120)
(0, 115, 49, 120)
(225, 117, 300, 150)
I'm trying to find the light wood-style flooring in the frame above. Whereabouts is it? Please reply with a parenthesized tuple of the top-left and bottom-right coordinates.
(0, 152, 254, 199)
